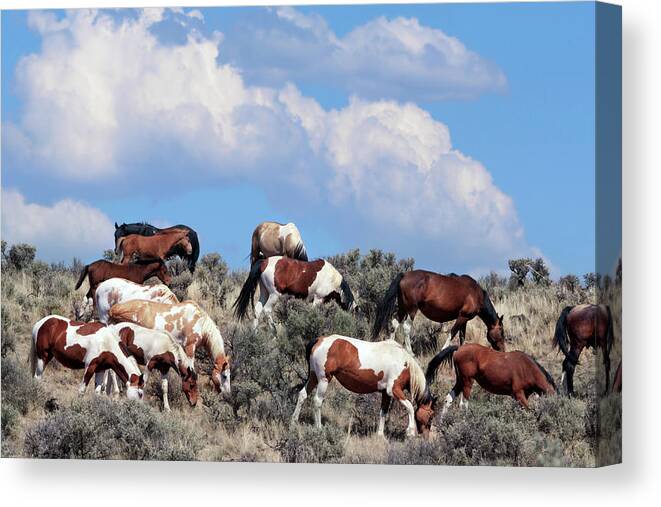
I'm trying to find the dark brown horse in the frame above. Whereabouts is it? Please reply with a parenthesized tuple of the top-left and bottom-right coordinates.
(426, 343, 556, 421)
(553, 304, 614, 396)
(372, 271, 505, 354)
(117, 230, 191, 265)
(114, 222, 200, 272)
(74, 258, 171, 301)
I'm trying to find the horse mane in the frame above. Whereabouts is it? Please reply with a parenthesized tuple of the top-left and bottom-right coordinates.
(406, 354, 430, 405)
(552, 305, 577, 365)
(527, 354, 557, 391)
(199, 309, 225, 357)
(292, 242, 308, 262)
(372, 272, 404, 339)
(480, 289, 499, 325)
(339, 278, 354, 309)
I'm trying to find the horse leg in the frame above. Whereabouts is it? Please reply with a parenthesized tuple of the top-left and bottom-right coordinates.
(459, 322, 468, 346)
(562, 357, 576, 397)
(263, 294, 278, 334)
(389, 317, 401, 341)
(253, 281, 269, 330)
(291, 372, 318, 424)
(378, 393, 392, 437)
(80, 364, 98, 396)
(161, 371, 170, 412)
(109, 370, 120, 396)
(459, 378, 473, 410)
(402, 316, 413, 354)
(391, 383, 416, 436)
(313, 378, 329, 429)
(94, 371, 106, 395)
(514, 391, 529, 408)
(33, 354, 49, 380)
(443, 316, 468, 349)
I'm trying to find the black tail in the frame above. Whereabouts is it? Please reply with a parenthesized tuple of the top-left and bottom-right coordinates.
(339, 278, 354, 311)
(528, 355, 557, 391)
(292, 242, 308, 262)
(74, 264, 89, 290)
(553, 306, 577, 365)
(186, 230, 200, 273)
(425, 346, 458, 386)
(372, 272, 404, 339)
(605, 305, 615, 355)
(232, 261, 263, 321)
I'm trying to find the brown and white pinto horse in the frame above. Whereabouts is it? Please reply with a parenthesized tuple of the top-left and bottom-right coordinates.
(30, 315, 144, 399)
(250, 221, 308, 265)
(108, 323, 198, 410)
(373, 271, 505, 354)
(108, 300, 230, 395)
(117, 230, 192, 265)
(553, 304, 614, 396)
(233, 256, 354, 329)
(426, 343, 556, 421)
(95, 278, 179, 324)
(292, 335, 436, 438)
(75, 258, 171, 302)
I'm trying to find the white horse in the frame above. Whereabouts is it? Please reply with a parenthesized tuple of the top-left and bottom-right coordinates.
(292, 335, 436, 438)
(106, 322, 198, 410)
(95, 278, 179, 324)
(30, 315, 143, 399)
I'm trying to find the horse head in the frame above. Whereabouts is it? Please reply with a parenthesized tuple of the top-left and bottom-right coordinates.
(155, 259, 173, 285)
(211, 355, 231, 395)
(180, 366, 199, 406)
(487, 314, 506, 351)
(414, 391, 438, 439)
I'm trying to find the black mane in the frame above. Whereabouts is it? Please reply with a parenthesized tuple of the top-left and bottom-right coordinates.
(480, 289, 499, 326)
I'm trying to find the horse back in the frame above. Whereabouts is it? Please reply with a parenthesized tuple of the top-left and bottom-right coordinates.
(567, 304, 610, 346)
(273, 257, 325, 297)
(401, 270, 483, 317)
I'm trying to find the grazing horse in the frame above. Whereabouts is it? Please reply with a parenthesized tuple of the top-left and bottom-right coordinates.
(117, 230, 192, 265)
(233, 256, 354, 329)
(108, 300, 231, 395)
(612, 361, 622, 393)
(115, 222, 200, 272)
(30, 315, 144, 399)
(75, 258, 171, 302)
(553, 304, 614, 396)
(292, 335, 436, 438)
(250, 221, 308, 265)
(95, 278, 179, 324)
(426, 343, 556, 421)
(108, 323, 198, 410)
(372, 271, 505, 354)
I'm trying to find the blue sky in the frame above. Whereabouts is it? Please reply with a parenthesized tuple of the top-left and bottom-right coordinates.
(1, 3, 598, 276)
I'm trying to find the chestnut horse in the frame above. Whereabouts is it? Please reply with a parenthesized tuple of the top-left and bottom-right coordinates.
(426, 343, 556, 421)
(108, 323, 198, 410)
(373, 271, 505, 354)
(233, 256, 354, 329)
(250, 221, 308, 265)
(117, 230, 191, 265)
(75, 258, 171, 302)
(108, 300, 230, 395)
(553, 304, 614, 396)
(115, 222, 200, 272)
(292, 335, 436, 438)
(30, 315, 144, 399)
(95, 278, 179, 324)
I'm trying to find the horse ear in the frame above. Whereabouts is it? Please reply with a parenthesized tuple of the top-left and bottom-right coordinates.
(115, 222, 118, 229)
(499, 314, 504, 322)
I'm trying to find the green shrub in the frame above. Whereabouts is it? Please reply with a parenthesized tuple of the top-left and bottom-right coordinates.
(194, 253, 231, 308)
(535, 395, 587, 443)
(7, 243, 36, 270)
(387, 438, 445, 465)
(280, 424, 345, 463)
(1, 357, 46, 416)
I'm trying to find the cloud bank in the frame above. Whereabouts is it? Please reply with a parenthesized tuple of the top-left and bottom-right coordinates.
(2, 8, 533, 269)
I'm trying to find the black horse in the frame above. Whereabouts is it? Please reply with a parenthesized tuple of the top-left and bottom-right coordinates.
(114, 222, 200, 273)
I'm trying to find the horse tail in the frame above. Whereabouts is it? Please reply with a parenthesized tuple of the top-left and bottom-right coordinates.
(425, 346, 458, 386)
(74, 264, 89, 290)
(372, 272, 404, 339)
(187, 229, 200, 273)
(250, 228, 261, 266)
(528, 355, 557, 392)
(232, 260, 263, 321)
(553, 306, 577, 365)
(605, 305, 615, 355)
(292, 241, 308, 262)
(339, 277, 354, 311)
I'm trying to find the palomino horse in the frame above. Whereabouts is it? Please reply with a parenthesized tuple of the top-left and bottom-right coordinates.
(108, 300, 230, 395)
(30, 315, 144, 399)
(115, 222, 200, 272)
(553, 304, 614, 396)
(117, 230, 192, 265)
(426, 343, 556, 421)
(292, 335, 436, 437)
(75, 258, 171, 302)
(233, 256, 354, 329)
(95, 278, 179, 324)
(373, 271, 505, 354)
(108, 323, 198, 410)
(250, 221, 308, 265)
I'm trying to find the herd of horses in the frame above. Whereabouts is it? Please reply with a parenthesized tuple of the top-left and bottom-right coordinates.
(28, 220, 621, 438)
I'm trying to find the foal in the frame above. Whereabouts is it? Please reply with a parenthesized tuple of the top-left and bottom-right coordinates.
(30, 315, 144, 399)
(426, 343, 555, 421)
(292, 335, 436, 438)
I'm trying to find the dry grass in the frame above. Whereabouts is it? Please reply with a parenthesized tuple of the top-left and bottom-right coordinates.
(0, 249, 621, 465)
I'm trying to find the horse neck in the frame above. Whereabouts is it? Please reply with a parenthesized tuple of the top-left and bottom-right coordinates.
(109, 340, 140, 383)
(404, 350, 427, 404)
(478, 294, 499, 329)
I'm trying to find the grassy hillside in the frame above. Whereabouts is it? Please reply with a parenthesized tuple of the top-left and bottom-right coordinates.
(0, 244, 621, 465)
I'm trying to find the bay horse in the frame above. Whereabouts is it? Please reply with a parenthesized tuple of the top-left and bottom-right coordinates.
(233, 256, 354, 329)
(30, 315, 144, 399)
(426, 343, 556, 422)
(372, 271, 505, 354)
(115, 222, 200, 272)
(250, 221, 308, 265)
(75, 258, 171, 302)
(107, 323, 198, 410)
(553, 304, 614, 396)
(95, 278, 179, 324)
(292, 335, 437, 438)
(117, 230, 192, 265)
(108, 300, 230, 395)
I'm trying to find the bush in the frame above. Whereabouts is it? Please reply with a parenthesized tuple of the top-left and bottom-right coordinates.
(280, 424, 345, 463)
(1, 357, 46, 416)
(387, 438, 445, 465)
(535, 395, 587, 443)
(194, 253, 231, 308)
(24, 397, 203, 460)
(7, 243, 36, 270)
